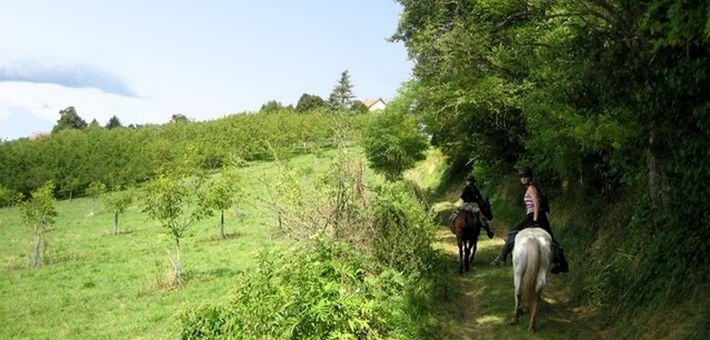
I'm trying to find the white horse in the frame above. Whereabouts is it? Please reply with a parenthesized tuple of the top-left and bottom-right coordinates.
(511, 227, 553, 332)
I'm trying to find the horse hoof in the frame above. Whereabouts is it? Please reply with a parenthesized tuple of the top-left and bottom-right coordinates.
(510, 320, 518, 326)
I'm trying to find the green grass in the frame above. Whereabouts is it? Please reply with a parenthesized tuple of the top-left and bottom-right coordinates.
(0, 146, 617, 339)
(0, 150, 358, 339)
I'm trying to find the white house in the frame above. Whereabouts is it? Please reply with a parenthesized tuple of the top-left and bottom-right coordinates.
(362, 98, 386, 112)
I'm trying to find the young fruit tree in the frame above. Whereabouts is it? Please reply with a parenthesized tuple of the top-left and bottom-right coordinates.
(20, 181, 58, 267)
(102, 188, 134, 235)
(86, 180, 107, 215)
(142, 172, 211, 285)
(204, 166, 241, 239)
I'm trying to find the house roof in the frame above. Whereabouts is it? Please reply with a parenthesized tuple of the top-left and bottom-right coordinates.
(363, 98, 386, 108)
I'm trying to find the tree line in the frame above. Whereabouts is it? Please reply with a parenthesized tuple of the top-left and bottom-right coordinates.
(0, 108, 365, 201)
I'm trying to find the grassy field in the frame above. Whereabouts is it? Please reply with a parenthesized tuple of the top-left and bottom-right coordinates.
(2, 148, 608, 339)
(0, 151, 348, 338)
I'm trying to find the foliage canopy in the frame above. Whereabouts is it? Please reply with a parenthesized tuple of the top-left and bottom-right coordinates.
(393, 0, 709, 332)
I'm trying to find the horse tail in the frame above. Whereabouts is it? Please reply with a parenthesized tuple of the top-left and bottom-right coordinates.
(523, 237, 540, 313)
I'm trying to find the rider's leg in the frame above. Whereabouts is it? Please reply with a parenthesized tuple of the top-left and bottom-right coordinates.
(449, 212, 457, 233)
(491, 230, 517, 267)
(551, 240, 569, 274)
(531, 214, 568, 273)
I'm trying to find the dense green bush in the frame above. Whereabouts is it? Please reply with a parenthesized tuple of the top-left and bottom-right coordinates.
(0, 185, 22, 207)
(180, 178, 449, 339)
(362, 85, 428, 182)
(179, 240, 435, 339)
(370, 181, 435, 274)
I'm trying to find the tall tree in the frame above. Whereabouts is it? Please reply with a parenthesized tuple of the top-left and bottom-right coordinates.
(328, 70, 355, 109)
(106, 115, 122, 129)
(295, 93, 326, 113)
(260, 100, 284, 113)
(170, 114, 190, 124)
(52, 106, 88, 133)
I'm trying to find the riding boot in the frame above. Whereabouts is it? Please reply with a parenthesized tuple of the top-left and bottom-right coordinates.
(491, 231, 515, 267)
(491, 243, 511, 267)
(490, 249, 507, 267)
(551, 243, 569, 274)
(491, 254, 504, 267)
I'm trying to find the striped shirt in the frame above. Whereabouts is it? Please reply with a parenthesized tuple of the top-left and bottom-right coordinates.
(524, 192, 535, 214)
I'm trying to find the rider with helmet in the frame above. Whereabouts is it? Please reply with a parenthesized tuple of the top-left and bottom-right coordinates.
(457, 173, 495, 239)
(490, 167, 569, 274)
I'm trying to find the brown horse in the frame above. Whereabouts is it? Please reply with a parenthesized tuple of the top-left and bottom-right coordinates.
(451, 208, 483, 274)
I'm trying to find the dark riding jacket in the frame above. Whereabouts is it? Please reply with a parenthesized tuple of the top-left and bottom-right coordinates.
(460, 183, 483, 204)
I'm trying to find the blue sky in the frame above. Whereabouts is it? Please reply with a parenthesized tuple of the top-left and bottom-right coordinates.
(0, 1, 412, 140)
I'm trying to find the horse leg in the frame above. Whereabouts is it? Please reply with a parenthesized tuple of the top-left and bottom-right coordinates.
(512, 261, 522, 325)
(464, 240, 471, 272)
(512, 291, 521, 325)
(457, 239, 464, 274)
(470, 242, 478, 268)
(528, 292, 540, 332)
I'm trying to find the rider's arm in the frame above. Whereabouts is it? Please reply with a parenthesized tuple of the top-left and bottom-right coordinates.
(529, 186, 540, 222)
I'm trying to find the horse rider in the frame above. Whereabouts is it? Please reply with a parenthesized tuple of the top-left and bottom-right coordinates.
(456, 173, 495, 239)
(490, 167, 569, 274)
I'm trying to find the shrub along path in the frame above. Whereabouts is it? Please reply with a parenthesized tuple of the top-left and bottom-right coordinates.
(433, 221, 605, 339)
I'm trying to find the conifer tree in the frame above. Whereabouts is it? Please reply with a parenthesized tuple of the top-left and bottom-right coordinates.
(328, 70, 355, 110)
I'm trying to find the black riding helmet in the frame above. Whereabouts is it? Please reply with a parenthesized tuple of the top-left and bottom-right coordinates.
(518, 167, 533, 178)
(466, 173, 476, 182)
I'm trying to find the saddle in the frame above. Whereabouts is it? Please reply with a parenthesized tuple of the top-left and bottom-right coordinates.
(452, 205, 481, 229)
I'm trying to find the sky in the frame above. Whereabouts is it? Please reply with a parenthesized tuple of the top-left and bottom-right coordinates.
(0, 1, 413, 141)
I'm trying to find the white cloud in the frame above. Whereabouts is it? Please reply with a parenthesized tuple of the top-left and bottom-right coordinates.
(0, 82, 170, 135)
(0, 60, 136, 97)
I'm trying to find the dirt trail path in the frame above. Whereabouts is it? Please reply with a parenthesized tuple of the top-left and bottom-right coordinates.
(434, 224, 604, 339)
